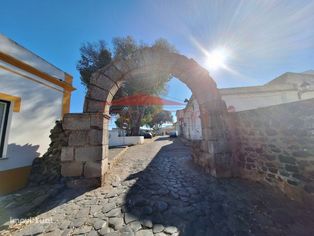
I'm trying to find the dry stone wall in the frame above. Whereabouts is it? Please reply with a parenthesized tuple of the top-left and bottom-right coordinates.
(28, 121, 68, 185)
(234, 99, 314, 201)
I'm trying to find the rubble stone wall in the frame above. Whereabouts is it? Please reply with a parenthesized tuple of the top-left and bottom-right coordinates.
(234, 99, 314, 201)
(28, 121, 68, 185)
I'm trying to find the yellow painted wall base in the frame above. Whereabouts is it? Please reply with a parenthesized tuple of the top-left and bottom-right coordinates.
(0, 166, 31, 195)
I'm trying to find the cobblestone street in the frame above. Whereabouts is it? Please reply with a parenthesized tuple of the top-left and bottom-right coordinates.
(4, 137, 314, 236)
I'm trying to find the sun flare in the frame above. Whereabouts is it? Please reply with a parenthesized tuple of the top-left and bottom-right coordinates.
(205, 48, 229, 71)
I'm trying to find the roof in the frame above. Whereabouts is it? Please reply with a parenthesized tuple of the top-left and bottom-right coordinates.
(220, 71, 314, 96)
(266, 72, 314, 86)
(0, 34, 66, 81)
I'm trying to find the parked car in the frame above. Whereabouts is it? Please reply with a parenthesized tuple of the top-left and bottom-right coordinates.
(169, 131, 178, 138)
(144, 132, 153, 139)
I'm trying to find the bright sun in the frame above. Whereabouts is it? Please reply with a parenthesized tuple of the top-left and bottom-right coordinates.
(205, 48, 229, 71)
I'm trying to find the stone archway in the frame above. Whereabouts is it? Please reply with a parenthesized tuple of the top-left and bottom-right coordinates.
(61, 47, 233, 185)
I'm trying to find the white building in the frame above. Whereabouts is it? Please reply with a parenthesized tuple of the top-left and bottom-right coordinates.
(176, 98, 202, 140)
(177, 71, 314, 140)
(0, 34, 75, 194)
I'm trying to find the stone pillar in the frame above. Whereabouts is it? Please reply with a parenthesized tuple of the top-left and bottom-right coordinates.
(60, 113, 109, 185)
(196, 99, 233, 177)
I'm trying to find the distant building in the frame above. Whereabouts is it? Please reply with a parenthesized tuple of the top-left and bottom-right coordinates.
(177, 71, 314, 140)
(155, 125, 176, 136)
(0, 34, 75, 194)
(176, 98, 202, 140)
(221, 71, 314, 112)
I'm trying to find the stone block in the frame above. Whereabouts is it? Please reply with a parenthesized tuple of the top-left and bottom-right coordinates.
(63, 114, 90, 130)
(84, 159, 108, 178)
(61, 162, 83, 177)
(89, 71, 101, 85)
(90, 72, 115, 91)
(106, 90, 114, 103)
(68, 130, 88, 146)
(89, 129, 103, 145)
(90, 113, 110, 129)
(109, 83, 120, 96)
(90, 113, 103, 128)
(104, 105, 110, 116)
(84, 161, 102, 178)
(61, 147, 74, 162)
(75, 146, 103, 162)
(88, 85, 110, 101)
(102, 64, 123, 81)
(84, 99, 106, 113)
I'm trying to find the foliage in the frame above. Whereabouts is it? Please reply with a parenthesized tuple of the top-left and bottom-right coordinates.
(76, 40, 111, 88)
(112, 36, 139, 60)
(148, 109, 173, 130)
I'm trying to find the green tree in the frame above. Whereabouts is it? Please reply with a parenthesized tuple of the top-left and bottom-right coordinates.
(76, 40, 112, 88)
(148, 109, 173, 131)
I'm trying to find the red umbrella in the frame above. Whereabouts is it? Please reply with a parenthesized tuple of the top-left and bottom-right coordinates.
(109, 94, 184, 106)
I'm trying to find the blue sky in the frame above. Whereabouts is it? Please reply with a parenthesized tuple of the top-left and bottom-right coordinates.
(1, 0, 314, 119)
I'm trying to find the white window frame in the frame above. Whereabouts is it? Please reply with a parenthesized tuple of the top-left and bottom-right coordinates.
(0, 100, 11, 158)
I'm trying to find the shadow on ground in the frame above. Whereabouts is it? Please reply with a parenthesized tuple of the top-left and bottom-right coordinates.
(2, 137, 314, 236)
(123, 138, 314, 236)
(154, 136, 171, 141)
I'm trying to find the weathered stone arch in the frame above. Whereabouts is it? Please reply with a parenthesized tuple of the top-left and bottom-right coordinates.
(61, 47, 233, 185)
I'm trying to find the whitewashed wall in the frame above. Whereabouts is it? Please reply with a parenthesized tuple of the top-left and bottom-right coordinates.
(109, 130, 144, 147)
(0, 61, 64, 171)
(221, 90, 299, 112)
(179, 99, 202, 140)
(177, 83, 314, 141)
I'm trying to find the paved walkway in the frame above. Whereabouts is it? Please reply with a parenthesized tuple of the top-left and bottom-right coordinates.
(3, 137, 314, 235)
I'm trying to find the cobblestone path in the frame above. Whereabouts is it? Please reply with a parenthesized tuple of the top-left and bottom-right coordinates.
(5, 137, 314, 236)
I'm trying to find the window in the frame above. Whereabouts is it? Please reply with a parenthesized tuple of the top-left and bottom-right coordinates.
(0, 100, 10, 157)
